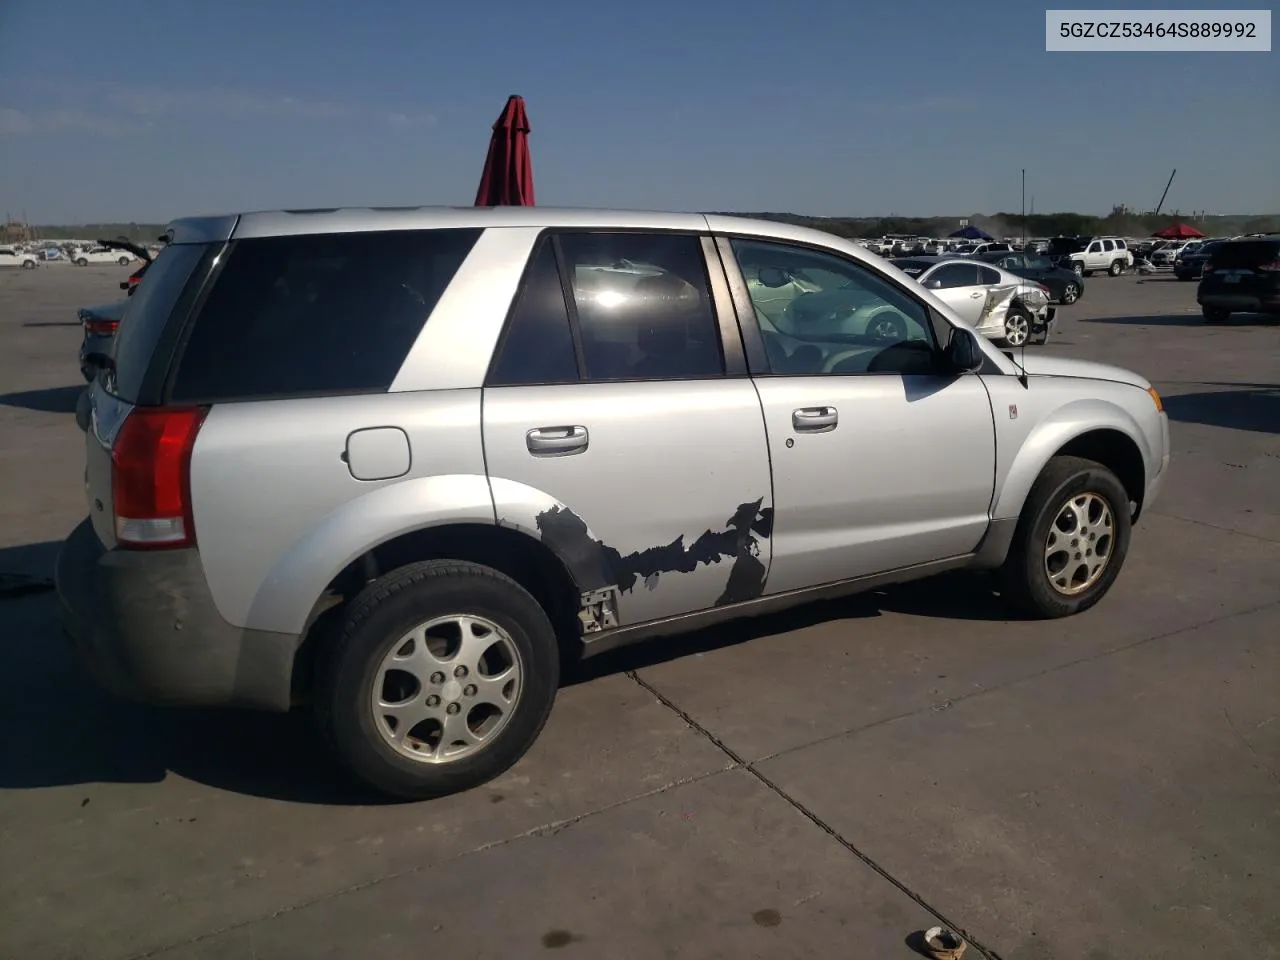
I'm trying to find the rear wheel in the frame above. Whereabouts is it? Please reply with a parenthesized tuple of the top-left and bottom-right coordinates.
(1108, 260, 1123, 277)
(21, 260, 36, 270)
(1003, 304, 1031, 347)
(1072, 262, 1085, 277)
(117, 256, 131, 266)
(316, 560, 560, 800)
(75, 258, 88, 266)
(998, 456, 1132, 618)
(1202, 306, 1230, 323)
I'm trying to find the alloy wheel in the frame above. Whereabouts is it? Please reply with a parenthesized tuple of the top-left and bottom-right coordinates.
(1044, 492, 1114, 596)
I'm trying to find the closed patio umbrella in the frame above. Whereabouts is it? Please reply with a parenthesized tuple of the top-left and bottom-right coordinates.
(475, 95, 535, 207)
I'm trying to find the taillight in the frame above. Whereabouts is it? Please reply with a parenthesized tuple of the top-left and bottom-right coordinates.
(112, 407, 208, 549)
(1258, 260, 1280, 273)
(84, 317, 119, 336)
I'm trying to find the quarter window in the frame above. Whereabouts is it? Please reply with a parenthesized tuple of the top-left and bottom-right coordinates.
(730, 238, 936, 376)
(558, 232, 724, 382)
(169, 228, 481, 402)
(978, 266, 1003, 285)
(925, 263, 980, 289)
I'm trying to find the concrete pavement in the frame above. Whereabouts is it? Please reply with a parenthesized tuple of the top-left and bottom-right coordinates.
(1, 264, 1276, 959)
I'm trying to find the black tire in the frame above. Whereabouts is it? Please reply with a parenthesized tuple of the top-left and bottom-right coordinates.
(21, 260, 36, 270)
(75, 258, 88, 266)
(1202, 306, 1230, 323)
(866, 311, 907, 342)
(1072, 262, 1085, 277)
(118, 256, 131, 266)
(316, 560, 560, 800)
(1003, 303, 1032, 347)
(1108, 260, 1123, 277)
(1059, 281, 1079, 304)
(998, 456, 1132, 619)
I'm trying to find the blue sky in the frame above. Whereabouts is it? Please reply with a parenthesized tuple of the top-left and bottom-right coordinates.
(1, 0, 1275, 223)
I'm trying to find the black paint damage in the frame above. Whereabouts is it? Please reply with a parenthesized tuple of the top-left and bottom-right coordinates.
(535, 499, 774, 607)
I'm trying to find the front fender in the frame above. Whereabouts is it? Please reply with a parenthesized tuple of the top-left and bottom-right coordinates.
(244, 474, 497, 635)
(992, 399, 1152, 520)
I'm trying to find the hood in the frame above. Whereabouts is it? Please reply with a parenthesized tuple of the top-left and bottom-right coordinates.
(77, 299, 129, 322)
(1016, 355, 1151, 389)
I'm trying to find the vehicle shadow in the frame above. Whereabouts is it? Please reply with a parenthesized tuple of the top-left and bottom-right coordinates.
(1162, 384, 1280, 434)
(0, 537, 1013, 805)
(0, 385, 84, 413)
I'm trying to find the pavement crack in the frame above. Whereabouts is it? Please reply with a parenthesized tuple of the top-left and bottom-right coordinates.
(1150, 509, 1280, 544)
(624, 670, 1006, 960)
(752, 598, 1280, 768)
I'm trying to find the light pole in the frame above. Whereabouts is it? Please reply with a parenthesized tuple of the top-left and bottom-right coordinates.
(1021, 168, 1026, 246)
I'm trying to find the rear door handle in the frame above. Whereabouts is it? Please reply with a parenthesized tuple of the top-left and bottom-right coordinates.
(792, 406, 838, 432)
(526, 425, 589, 457)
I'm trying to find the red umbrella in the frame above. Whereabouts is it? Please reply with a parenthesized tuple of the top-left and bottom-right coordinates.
(475, 95, 535, 207)
(1151, 222, 1204, 239)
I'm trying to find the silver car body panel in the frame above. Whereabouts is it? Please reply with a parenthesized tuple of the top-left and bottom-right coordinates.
(483, 380, 774, 625)
(82, 207, 1168, 649)
(753, 373, 996, 594)
(190, 390, 490, 633)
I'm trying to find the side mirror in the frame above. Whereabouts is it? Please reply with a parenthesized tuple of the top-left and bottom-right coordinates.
(926, 278, 943, 289)
(944, 327, 984, 373)
(757, 266, 790, 288)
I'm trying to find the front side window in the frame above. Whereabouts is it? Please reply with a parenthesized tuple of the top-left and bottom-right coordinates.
(1087, 241, 1102, 253)
(730, 238, 936, 376)
(558, 232, 724, 382)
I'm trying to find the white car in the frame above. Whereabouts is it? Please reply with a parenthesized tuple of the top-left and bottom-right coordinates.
(891, 256, 1053, 347)
(73, 246, 135, 266)
(0, 247, 39, 269)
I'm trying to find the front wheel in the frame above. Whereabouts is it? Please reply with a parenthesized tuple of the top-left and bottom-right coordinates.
(316, 560, 560, 800)
(1072, 262, 1085, 277)
(75, 258, 88, 266)
(118, 256, 131, 266)
(21, 260, 36, 270)
(998, 456, 1132, 618)
(1059, 281, 1080, 304)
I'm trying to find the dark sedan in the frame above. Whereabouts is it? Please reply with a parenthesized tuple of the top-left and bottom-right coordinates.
(1174, 239, 1225, 281)
(974, 251, 1084, 305)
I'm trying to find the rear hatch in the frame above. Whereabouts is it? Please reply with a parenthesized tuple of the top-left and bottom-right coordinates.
(1201, 239, 1280, 292)
(84, 241, 221, 547)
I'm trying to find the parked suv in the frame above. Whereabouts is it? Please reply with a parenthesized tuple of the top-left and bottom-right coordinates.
(1197, 236, 1280, 322)
(57, 208, 1170, 799)
(1055, 237, 1132, 277)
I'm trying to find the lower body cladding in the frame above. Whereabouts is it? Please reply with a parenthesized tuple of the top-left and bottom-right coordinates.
(55, 509, 1022, 712)
(56, 519, 299, 711)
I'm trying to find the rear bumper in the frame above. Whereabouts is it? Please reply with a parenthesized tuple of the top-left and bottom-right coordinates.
(1197, 292, 1280, 313)
(56, 518, 299, 711)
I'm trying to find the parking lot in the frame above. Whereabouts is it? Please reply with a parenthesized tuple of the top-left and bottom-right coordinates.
(1, 263, 1277, 960)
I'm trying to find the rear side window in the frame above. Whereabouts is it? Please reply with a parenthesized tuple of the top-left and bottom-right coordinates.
(108, 242, 214, 404)
(1210, 240, 1280, 267)
(169, 228, 480, 402)
(487, 239, 580, 386)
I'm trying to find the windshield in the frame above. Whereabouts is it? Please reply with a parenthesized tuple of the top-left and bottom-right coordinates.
(1048, 237, 1085, 254)
(106, 243, 213, 403)
(1024, 256, 1053, 269)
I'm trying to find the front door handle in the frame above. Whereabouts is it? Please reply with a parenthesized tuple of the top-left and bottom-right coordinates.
(792, 406, 838, 432)
(969, 290, 983, 299)
(527, 425, 589, 457)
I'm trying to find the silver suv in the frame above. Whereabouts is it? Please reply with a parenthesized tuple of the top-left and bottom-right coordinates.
(57, 207, 1171, 799)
